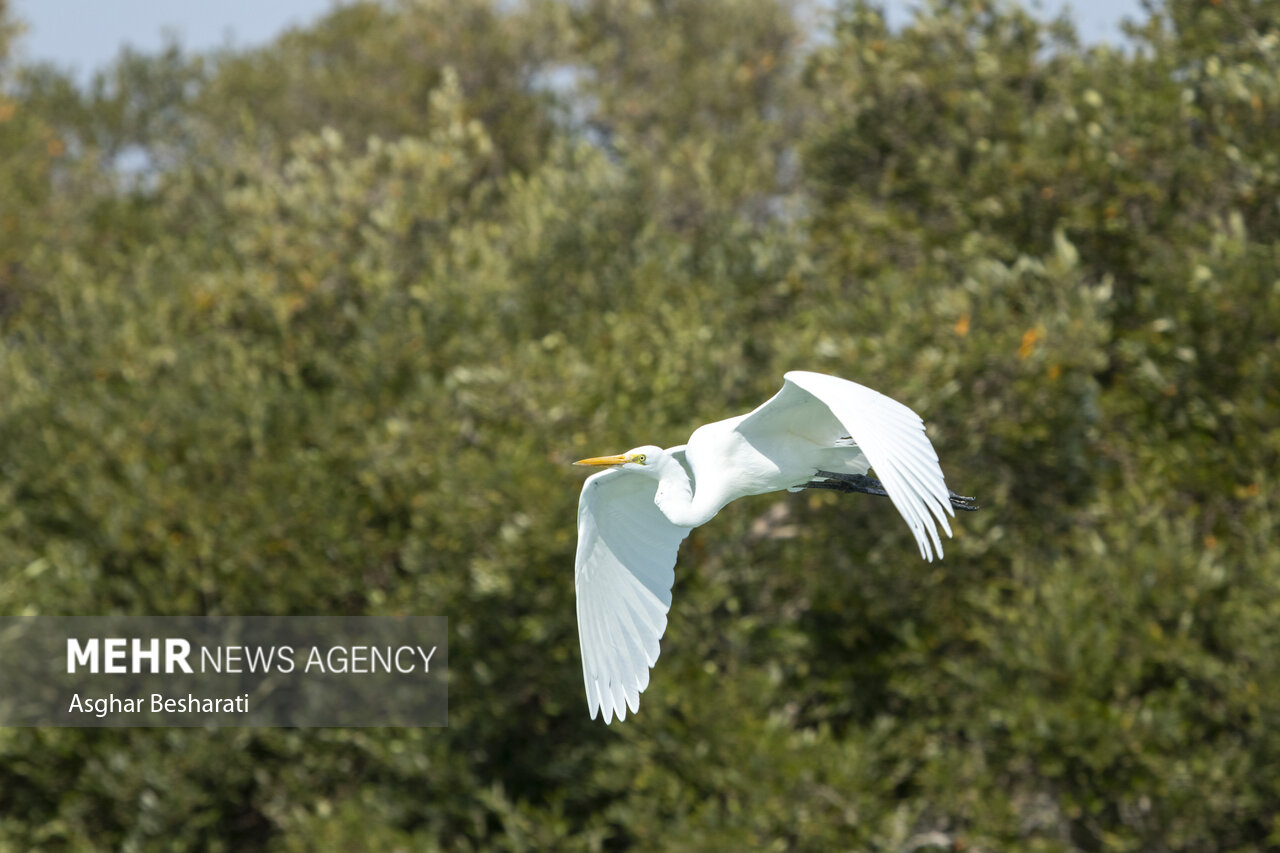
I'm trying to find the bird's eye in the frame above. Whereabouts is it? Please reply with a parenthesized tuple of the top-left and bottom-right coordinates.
(634, 454, 646, 464)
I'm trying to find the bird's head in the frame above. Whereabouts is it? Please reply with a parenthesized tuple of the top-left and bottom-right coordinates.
(574, 445, 664, 475)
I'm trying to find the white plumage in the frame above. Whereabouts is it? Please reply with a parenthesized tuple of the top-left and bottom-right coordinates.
(572, 371, 972, 723)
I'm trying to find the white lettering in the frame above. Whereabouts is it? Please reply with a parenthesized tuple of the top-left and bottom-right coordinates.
(132, 638, 160, 673)
(67, 638, 97, 673)
(103, 638, 127, 673)
(166, 638, 193, 673)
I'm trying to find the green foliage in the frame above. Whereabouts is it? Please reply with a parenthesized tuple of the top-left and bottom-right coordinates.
(1, 0, 1278, 849)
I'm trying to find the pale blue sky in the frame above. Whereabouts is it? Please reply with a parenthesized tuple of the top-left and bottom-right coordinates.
(11, 0, 1143, 83)
(10, 0, 337, 79)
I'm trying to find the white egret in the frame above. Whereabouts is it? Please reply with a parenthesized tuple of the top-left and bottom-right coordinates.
(572, 370, 977, 724)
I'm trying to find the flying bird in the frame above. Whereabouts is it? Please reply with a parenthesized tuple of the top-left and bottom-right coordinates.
(572, 371, 978, 724)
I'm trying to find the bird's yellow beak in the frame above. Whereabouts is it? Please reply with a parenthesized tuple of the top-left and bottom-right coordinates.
(574, 453, 629, 467)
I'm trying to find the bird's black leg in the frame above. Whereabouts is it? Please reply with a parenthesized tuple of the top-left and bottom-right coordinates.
(806, 471, 890, 497)
(804, 471, 981, 511)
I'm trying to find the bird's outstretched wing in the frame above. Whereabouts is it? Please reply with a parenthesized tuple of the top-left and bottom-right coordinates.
(736, 371, 954, 561)
(575, 460, 692, 723)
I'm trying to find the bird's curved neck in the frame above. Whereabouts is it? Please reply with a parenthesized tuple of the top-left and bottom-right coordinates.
(653, 456, 719, 528)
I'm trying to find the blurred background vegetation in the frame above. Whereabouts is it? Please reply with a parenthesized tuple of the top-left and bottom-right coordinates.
(1, 0, 1278, 849)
